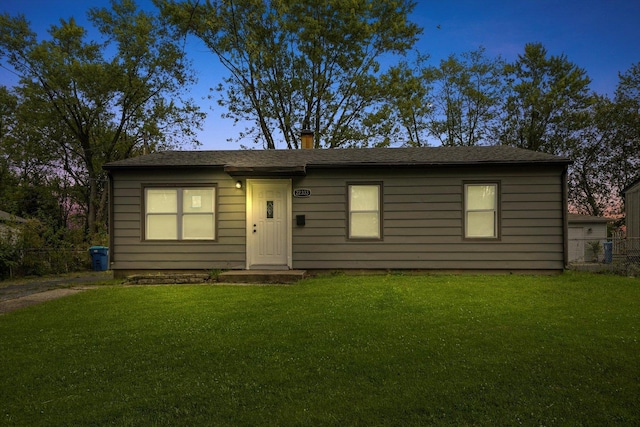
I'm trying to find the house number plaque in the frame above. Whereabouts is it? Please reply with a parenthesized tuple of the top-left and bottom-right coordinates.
(293, 188, 311, 198)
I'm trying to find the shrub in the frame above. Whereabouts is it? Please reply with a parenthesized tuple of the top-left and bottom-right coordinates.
(0, 229, 20, 279)
(1, 219, 92, 279)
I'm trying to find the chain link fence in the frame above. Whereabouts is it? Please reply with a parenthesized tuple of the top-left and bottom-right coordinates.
(610, 236, 640, 276)
(2, 248, 92, 279)
(569, 234, 640, 276)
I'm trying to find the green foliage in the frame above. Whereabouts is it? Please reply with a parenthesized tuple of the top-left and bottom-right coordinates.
(587, 240, 603, 262)
(425, 47, 506, 146)
(2, 0, 639, 223)
(566, 96, 619, 216)
(0, 1, 205, 236)
(498, 43, 594, 154)
(0, 228, 20, 279)
(1, 273, 639, 425)
(565, 63, 640, 216)
(0, 219, 91, 279)
(612, 62, 640, 187)
(378, 53, 432, 146)
(208, 269, 222, 279)
(157, 0, 421, 149)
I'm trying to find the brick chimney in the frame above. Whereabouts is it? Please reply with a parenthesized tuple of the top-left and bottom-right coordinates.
(301, 129, 314, 149)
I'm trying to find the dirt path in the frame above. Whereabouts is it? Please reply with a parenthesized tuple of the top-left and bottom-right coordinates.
(0, 271, 114, 315)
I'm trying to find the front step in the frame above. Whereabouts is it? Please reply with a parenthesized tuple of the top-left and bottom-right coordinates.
(217, 270, 306, 284)
(125, 273, 210, 285)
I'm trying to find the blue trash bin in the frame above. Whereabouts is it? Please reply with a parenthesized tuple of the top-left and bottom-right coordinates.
(603, 242, 612, 264)
(89, 246, 109, 271)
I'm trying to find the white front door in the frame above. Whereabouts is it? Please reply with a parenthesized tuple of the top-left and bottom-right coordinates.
(247, 180, 291, 269)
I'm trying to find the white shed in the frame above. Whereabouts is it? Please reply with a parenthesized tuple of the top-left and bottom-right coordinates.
(0, 210, 27, 242)
(567, 213, 610, 263)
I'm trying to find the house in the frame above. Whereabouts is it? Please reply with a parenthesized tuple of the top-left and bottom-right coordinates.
(103, 146, 571, 278)
(623, 177, 640, 239)
(567, 213, 610, 263)
(0, 210, 27, 242)
(622, 178, 640, 263)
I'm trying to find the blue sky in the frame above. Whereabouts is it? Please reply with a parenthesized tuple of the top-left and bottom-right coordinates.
(2, 0, 639, 149)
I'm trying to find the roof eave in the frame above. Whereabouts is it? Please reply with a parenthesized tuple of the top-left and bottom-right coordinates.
(224, 165, 307, 177)
(306, 160, 571, 168)
(103, 164, 225, 171)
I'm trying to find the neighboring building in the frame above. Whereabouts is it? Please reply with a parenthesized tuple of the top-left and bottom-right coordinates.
(623, 177, 640, 239)
(0, 210, 27, 242)
(103, 146, 571, 278)
(567, 213, 610, 263)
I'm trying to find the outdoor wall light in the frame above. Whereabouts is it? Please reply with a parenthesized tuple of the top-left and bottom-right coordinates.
(235, 180, 242, 189)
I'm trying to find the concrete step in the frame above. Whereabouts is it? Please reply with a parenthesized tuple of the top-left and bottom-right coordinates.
(125, 273, 210, 285)
(217, 270, 306, 284)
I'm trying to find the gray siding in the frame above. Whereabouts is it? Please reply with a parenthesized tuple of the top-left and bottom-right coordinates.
(109, 164, 566, 272)
(626, 182, 640, 239)
(291, 166, 565, 270)
(110, 169, 245, 271)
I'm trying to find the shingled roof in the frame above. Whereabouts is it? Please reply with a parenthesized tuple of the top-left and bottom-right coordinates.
(0, 210, 27, 223)
(567, 213, 611, 223)
(103, 146, 570, 176)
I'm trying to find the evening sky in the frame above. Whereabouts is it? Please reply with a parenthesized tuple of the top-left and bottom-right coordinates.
(2, 0, 639, 149)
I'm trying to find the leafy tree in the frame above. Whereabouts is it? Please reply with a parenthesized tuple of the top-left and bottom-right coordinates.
(610, 62, 640, 191)
(566, 96, 619, 216)
(0, 0, 204, 237)
(379, 53, 433, 147)
(0, 86, 17, 142)
(425, 47, 505, 146)
(0, 227, 21, 279)
(497, 43, 593, 154)
(0, 90, 84, 232)
(0, 86, 18, 213)
(156, 0, 421, 149)
(565, 63, 640, 217)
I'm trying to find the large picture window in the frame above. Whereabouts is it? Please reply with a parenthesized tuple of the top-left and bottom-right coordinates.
(348, 183, 381, 239)
(145, 186, 216, 240)
(464, 183, 498, 238)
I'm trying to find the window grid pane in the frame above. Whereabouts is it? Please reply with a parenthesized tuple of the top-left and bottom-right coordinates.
(182, 213, 215, 239)
(146, 187, 216, 240)
(350, 212, 380, 238)
(183, 189, 215, 213)
(465, 184, 497, 238)
(147, 189, 178, 213)
(466, 211, 495, 237)
(349, 184, 381, 239)
(350, 185, 379, 211)
(147, 214, 178, 239)
(467, 185, 496, 210)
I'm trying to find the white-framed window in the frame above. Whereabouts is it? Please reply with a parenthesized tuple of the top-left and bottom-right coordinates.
(464, 183, 498, 238)
(145, 186, 216, 240)
(348, 183, 382, 239)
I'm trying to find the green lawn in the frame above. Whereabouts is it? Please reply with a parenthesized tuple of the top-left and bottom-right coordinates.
(1, 272, 639, 426)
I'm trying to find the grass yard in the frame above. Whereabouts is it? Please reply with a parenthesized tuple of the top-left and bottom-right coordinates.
(1, 272, 639, 426)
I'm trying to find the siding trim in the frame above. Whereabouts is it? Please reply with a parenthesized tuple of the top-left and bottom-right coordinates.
(562, 165, 569, 267)
(108, 172, 114, 264)
(109, 164, 567, 272)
